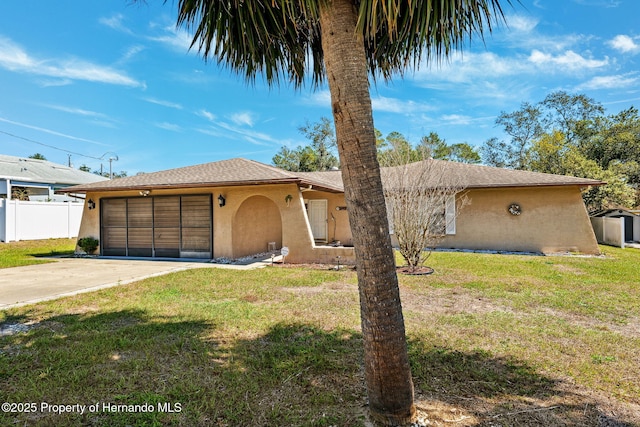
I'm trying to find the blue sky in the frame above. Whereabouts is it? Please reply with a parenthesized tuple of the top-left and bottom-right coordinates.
(0, 0, 638, 175)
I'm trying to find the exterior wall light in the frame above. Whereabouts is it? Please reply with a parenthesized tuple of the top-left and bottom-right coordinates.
(87, 199, 96, 210)
(218, 194, 226, 208)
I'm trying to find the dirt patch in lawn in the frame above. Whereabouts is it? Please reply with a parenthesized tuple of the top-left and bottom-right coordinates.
(402, 286, 514, 317)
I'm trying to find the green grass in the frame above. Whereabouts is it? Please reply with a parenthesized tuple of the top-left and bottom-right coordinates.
(0, 238, 76, 268)
(1, 245, 639, 426)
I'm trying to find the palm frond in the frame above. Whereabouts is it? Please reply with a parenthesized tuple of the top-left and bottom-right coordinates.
(176, 0, 323, 88)
(174, 0, 513, 87)
(358, 0, 513, 81)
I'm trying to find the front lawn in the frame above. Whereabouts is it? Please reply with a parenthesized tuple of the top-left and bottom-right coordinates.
(0, 238, 76, 269)
(1, 246, 638, 426)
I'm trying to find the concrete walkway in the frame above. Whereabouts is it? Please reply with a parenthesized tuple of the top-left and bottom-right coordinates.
(0, 256, 274, 310)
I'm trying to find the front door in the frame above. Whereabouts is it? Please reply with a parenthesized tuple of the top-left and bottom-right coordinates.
(307, 199, 328, 242)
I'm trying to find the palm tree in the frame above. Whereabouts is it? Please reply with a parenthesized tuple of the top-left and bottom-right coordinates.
(170, 0, 509, 424)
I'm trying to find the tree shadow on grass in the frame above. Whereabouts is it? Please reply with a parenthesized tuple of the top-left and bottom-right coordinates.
(0, 309, 211, 427)
(1, 316, 637, 427)
(408, 339, 638, 426)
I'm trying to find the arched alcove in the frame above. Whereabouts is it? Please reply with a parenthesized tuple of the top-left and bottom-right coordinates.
(232, 195, 282, 258)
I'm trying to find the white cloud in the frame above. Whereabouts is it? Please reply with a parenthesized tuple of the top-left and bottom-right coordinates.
(154, 122, 181, 132)
(608, 35, 640, 54)
(371, 96, 435, 114)
(99, 14, 133, 35)
(304, 90, 331, 107)
(197, 109, 216, 121)
(41, 104, 108, 119)
(576, 73, 640, 90)
(414, 51, 527, 87)
(440, 114, 474, 126)
(215, 121, 275, 146)
(142, 97, 183, 110)
(0, 37, 38, 69)
(148, 26, 194, 53)
(572, 0, 621, 7)
(197, 119, 280, 147)
(504, 14, 539, 33)
(0, 37, 144, 87)
(229, 111, 255, 127)
(528, 49, 608, 70)
(0, 116, 108, 146)
(119, 45, 146, 63)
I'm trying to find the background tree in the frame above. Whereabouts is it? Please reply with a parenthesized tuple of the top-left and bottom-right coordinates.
(379, 131, 481, 166)
(299, 117, 339, 170)
(169, 0, 509, 424)
(273, 117, 339, 171)
(540, 91, 604, 145)
(272, 145, 318, 171)
(481, 101, 542, 169)
(378, 131, 416, 166)
(529, 131, 635, 211)
(28, 153, 47, 160)
(77, 164, 128, 179)
(415, 132, 449, 160)
(482, 91, 638, 210)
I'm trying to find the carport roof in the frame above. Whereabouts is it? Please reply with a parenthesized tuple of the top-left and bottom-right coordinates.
(61, 157, 604, 194)
(0, 154, 107, 186)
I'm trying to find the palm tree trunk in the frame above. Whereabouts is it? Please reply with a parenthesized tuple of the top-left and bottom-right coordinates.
(318, 1, 416, 424)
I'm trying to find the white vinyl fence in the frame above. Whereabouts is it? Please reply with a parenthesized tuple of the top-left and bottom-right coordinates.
(590, 216, 625, 248)
(0, 199, 84, 242)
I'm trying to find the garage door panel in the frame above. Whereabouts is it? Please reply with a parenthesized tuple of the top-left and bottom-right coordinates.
(102, 199, 126, 227)
(102, 227, 126, 256)
(181, 196, 211, 227)
(181, 228, 210, 252)
(101, 196, 211, 258)
(127, 198, 152, 227)
(154, 197, 180, 228)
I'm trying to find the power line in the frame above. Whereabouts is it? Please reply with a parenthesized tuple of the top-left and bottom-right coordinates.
(0, 129, 104, 160)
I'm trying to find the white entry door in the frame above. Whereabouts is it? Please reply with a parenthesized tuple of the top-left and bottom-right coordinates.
(307, 199, 328, 242)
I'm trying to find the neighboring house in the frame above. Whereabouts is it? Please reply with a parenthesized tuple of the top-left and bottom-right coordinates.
(62, 158, 603, 262)
(0, 154, 107, 242)
(590, 208, 640, 248)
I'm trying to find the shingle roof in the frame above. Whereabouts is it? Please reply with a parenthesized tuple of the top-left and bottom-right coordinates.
(381, 159, 605, 189)
(296, 170, 344, 192)
(0, 154, 107, 186)
(61, 157, 604, 194)
(62, 158, 310, 192)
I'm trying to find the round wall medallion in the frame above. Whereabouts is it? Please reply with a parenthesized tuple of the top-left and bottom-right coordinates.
(508, 203, 522, 216)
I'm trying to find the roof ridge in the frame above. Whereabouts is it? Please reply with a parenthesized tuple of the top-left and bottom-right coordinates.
(237, 157, 299, 179)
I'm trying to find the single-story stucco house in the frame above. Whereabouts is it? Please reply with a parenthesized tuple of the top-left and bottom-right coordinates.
(61, 158, 604, 263)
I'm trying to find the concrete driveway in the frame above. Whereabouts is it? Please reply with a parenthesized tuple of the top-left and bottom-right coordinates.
(0, 257, 264, 310)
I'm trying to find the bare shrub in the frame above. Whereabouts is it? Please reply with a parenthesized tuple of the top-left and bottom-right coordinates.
(381, 152, 467, 271)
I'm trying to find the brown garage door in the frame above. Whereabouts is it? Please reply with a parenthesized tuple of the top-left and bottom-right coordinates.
(101, 195, 212, 258)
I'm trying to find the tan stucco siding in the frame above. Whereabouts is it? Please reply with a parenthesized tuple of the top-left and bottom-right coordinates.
(232, 195, 282, 257)
(438, 186, 600, 254)
(77, 185, 356, 263)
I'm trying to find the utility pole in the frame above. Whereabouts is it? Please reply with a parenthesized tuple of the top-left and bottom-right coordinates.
(99, 152, 119, 179)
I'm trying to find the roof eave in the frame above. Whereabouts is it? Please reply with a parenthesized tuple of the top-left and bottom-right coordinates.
(465, 181, 606, 190)
(59, 178, 304, 194)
